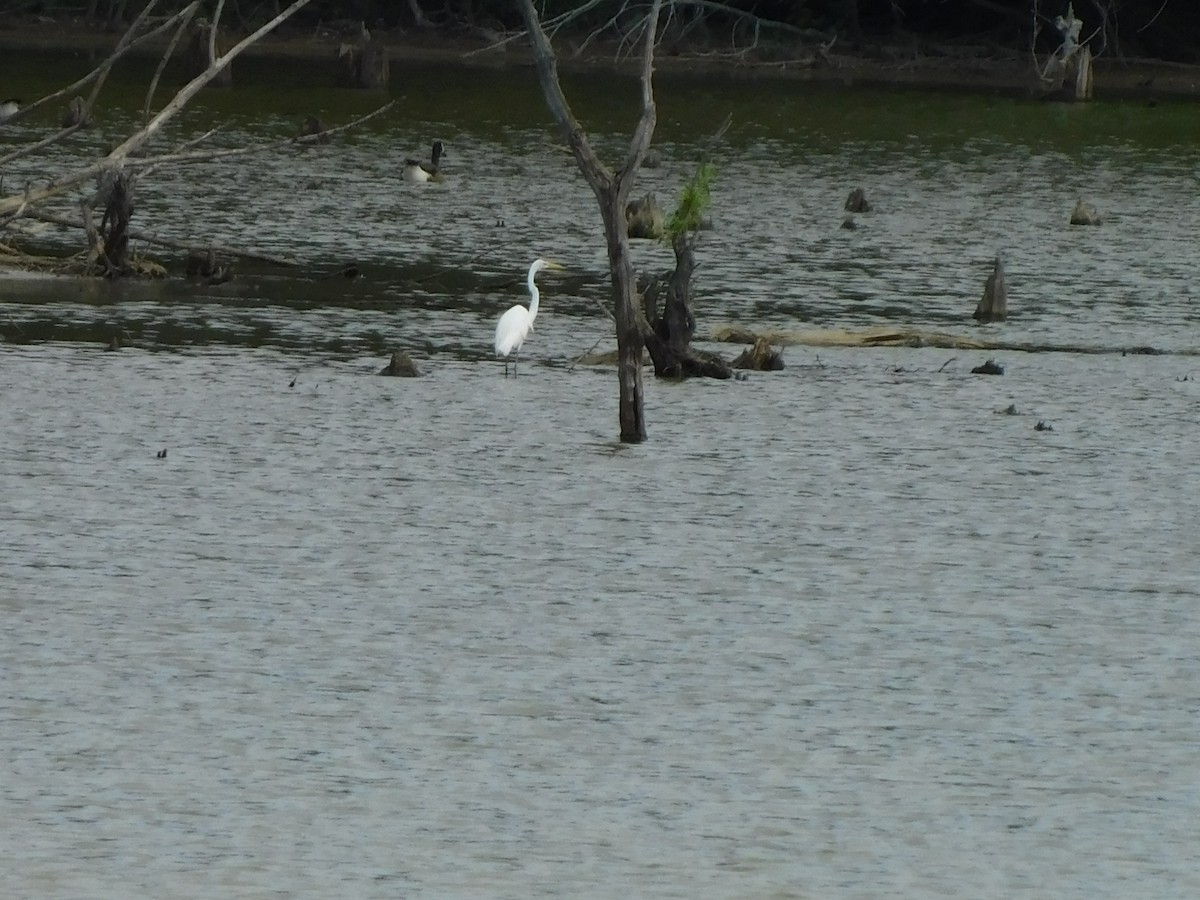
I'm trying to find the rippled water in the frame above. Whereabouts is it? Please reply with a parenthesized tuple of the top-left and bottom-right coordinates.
(4, 56, 1200, 897)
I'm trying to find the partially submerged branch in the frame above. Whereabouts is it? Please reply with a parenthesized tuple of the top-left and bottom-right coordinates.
(3, 2, 198, 130)
(0, 0, 314, 220)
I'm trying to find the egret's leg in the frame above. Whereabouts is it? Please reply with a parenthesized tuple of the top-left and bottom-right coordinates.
(513, 348, 520, 376)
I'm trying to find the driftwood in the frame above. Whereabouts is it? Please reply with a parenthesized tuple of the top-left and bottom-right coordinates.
(1070, 198, 1102, 225)
(711, 325, 1176, 357)
(379, 350, 421, 377)
(711, 324, 996, 349)
(973, 255, 1008, 323)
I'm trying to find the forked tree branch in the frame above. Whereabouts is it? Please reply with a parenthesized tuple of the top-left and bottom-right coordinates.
(2, 2, 198, 129)
(517, 0, 661, 205)
(0, 0, 313, 219)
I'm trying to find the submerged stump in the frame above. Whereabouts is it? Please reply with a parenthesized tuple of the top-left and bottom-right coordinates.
(185, 19, 232, 86)
(99, 172, 132, 277)
(300, 115, 331, 144)
(844, 187, 871, 213)
(379, 350, 421, 377)
(338, 26, 390, 89)
(640, 235, 732, 380)
(625, 194, 665, 240)
(1070, 198, 1102, 226)
(1039, 6, 1093, 101)
(971, 358, 1005, 375)
(731, 337, 785, 371)
(184, 248, 231, 284)
(63, 96, 93, 128)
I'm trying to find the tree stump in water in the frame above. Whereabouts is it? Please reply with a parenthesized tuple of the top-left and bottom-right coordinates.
(62, 96, 93, 128)
(640, 235, 731, 379)
(300, 116, 331, 144)
(1072, 45, 1094, 100)
(1039, 6, 1092, 101)
(732, 337, 785, 371)
(186, 19, 232, 86)
(625, 194, 665, 239)
(338, 25, 390, 89)
(1070, 198, 1102, 225)
(973, 255, 1008, 323)
(85, 171, 132, 277)
(844, 187, 871, 213)
(379, 350, 421, 377)
(184, 248, 231, 284)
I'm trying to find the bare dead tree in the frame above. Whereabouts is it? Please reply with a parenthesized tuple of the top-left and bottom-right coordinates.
(0, 0, 402, 273)
(517, 0, 661, 443)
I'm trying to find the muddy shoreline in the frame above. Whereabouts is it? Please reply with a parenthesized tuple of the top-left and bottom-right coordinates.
(2, 15, 1199, 100)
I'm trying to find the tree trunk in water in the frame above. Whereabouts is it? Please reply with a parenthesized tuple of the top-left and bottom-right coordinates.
(973, 255, 1008, 323)
(601, 186, 647, 442)
(642, 234, 731, 379)
(517, 0, 660, 443)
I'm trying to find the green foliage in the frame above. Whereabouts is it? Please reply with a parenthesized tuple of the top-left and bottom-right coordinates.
(665, 162, 716, 242)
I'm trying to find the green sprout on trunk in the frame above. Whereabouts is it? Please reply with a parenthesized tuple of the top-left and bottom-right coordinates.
(665, 162, 716, 242)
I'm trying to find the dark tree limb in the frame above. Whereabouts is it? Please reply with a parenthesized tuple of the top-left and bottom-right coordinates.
(641, 234, 731, 379)
(518, 0, 662, 443)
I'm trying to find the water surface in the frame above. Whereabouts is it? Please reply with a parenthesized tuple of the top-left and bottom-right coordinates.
(3, 56, 1200, 898)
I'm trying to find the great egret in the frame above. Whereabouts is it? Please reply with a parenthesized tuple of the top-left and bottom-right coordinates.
(495, 258, 564, 376)
(403, 141, 447, 183)
(0, 99, 20, 123)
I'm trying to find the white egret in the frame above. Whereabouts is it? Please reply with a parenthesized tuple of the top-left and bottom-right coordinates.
(495, 258, 564, 376)
(403, 140, 447, 183)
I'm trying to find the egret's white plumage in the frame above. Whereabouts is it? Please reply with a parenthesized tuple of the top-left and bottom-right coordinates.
(494, 258, 563, 376)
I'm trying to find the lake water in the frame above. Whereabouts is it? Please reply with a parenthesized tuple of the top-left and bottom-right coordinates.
(3, 51, 1200, 898)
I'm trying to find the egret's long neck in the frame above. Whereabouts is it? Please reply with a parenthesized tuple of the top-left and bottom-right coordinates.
(527, 276, 541, 323)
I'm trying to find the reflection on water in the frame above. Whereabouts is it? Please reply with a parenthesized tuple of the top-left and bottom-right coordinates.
(4, 62, 1200, 897)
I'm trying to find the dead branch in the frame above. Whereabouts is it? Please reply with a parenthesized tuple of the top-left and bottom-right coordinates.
(13, 101, 391, 264)
(0, 121, 91, 169)
(0, 0, 314, 220)
(127, 101, 395, 172)
(4, 3, 198, 129)
(30, 209, 300, 268)
(144, 7, 201, 121)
